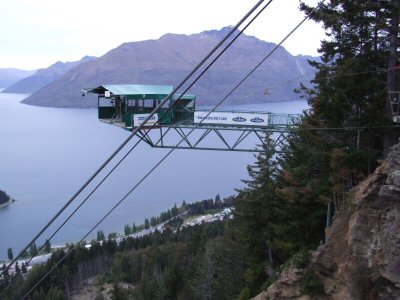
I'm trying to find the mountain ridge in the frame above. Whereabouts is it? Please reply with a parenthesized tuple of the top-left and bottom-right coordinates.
(21, 27, 318, 108)
(2, 56, 96, 94)
(0, 68, 36, 88)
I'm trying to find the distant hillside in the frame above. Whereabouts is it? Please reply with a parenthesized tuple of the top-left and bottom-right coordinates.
(0, 68, 36, 88)
(22, 27, 318, 108)
(0, 189, 12, 205)
(3, 56, 96, 94)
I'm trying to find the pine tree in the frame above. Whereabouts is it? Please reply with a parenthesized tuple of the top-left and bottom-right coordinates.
(21, 262, 27, 274)
(299, 0, 400, 164)
(7, 247, 13, 260)
(144, 218, 150, 229)
(132, 222, 137, 233)
(124, 224, 131, 236)
(30, 242, 38, 257)
(275, 128, 331, 256)
(150, 216, 157, 227)
(233, 133, 281, 292)
(97, 230, 105, 241)
(15, 261, 20, 275)
(44, 239, 51, 253)
(171, 204, 179, 217)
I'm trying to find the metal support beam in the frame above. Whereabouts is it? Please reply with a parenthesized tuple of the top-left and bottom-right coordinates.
(132, 124, 295, 153)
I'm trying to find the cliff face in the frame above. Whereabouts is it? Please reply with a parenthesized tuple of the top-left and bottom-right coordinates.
(256, 140, 400, 300)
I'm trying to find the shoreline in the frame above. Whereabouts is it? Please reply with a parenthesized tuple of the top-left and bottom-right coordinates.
(0, 197, 15, 208)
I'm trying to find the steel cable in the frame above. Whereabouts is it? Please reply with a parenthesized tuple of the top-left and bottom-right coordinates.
(0, 0, 269, 281)
(18, 1, 326, 299)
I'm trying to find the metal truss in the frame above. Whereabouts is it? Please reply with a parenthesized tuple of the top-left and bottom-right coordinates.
(133, 124, 296, 153)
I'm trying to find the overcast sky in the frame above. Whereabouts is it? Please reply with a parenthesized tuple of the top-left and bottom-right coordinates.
(0, 0, 326, 70)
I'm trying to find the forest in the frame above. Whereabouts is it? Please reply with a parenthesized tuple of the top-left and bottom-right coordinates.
(1, 0, 399, 299)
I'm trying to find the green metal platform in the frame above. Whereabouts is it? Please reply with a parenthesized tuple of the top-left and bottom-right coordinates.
(82, 84, 301, 152)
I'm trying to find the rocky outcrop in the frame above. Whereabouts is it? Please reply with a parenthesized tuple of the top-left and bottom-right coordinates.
(257, 140, 400, 300)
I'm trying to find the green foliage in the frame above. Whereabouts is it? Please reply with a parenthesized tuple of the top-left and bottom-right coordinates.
(7, 247, 13, 260)
(21, 262, 27, 274)
(233, 133, 283, 292)
(30, 241, 38, 257)
(171, 203, 179, 217)
(108, 232, 117, 239)
(299, 0, 399, 166)
(190, 236, 243, 300)
(44, 239, 51, 253)
(238, 287, 251, 300)
(20, 248, 29, 258)
(274, 129, 330, 257)
(144, 218, 150, 229)
(300, 270, 325, 296)
(97, 230, 105, 241)
(124, 224, 131, 236)
(292, 248, 312, 269)
(109, 282, 130, 300)
(131, 222, 137, 233)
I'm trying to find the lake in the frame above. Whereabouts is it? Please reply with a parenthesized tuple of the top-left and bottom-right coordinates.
(0, 91, 308, 259)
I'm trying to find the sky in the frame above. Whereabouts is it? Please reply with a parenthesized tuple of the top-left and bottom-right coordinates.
(0, 0, 326, 70)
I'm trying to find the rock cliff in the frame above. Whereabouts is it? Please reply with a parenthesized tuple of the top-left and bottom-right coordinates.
(254, 140, 400, 300)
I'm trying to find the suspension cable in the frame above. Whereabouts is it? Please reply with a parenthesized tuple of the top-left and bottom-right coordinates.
(0, 0, 269, 280)
(1, 3, 272, 297)
(18, 2, 323, 299)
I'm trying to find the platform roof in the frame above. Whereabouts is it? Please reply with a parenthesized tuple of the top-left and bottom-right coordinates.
(83, 84, 174, 99)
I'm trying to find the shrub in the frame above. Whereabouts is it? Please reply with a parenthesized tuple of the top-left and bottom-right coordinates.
(300, 270, 325, 295)
(292, 248, 311, 269)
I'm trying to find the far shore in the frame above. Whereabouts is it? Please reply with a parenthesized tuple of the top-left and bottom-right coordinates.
(0, 197, 15, 208)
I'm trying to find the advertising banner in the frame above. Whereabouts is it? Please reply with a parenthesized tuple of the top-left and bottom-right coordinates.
(194, 111, 269, 126)
(133, 113, 159, 127)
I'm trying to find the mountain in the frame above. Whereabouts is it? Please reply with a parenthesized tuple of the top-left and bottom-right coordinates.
(0, 68, 36, 88)
(2, 56, 96, 94)
(22, 27, 318, 108)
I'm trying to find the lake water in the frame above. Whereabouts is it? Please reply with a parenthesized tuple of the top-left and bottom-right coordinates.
(0, 91, 308, 259)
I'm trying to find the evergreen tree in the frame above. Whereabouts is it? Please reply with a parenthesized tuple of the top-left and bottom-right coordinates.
(110, 282, 129, 300)
(132, 222, 137, 233)
(299, 0, 400, 164)
(21, 262, 27, 274)
(30, 242, 38, 257)
(21, 248, 29, 258)
(44, 239, 51, 253)
(171, 204, 179, 217)
(144, 218, 150, 229)
(7, 247, 13, 260)
(191, 236, 242, 300)
(97, 230, 105, 241)
(2, 262, 9, 287)
(166, 209, 172, 220)
(233, 133, 282, 293)
(124, 224, 131, 236)
(150, 216, 157, 227)
(274, 127, 330, 257)
(15, 261, 20, 274)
